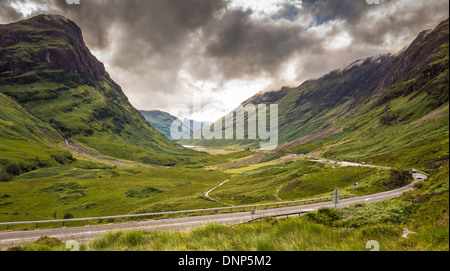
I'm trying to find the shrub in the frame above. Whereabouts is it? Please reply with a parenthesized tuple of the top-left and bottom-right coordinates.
(63, 213, 74, 219)
(2, 158, 50, 178)
(413, 182, 425, 190)
(384, 169, 413, 189)
(33, 157, 49, 168)
(125, 187, 163, 199)
(0, 194, 11, 199)
(49, 118, 73, 138)
(380, 110, 399, 125)
(305, 207, 343, 226)
(19, 161, 37, 172)
(5, 162, 22, 176)
(51, 152, 76, 165)
(40, 182, 87, 202)
(0, 171, 13, 182)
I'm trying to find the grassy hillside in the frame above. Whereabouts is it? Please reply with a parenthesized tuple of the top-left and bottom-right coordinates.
(0, 91, 75, 182)
(0, 164, 231, 224)
(0, 15, 447, 251)
(181, 19, 449, 170)
(8, 164, 448, 251)
(206, 157, 415, 205)
(140, 110, 192, 141)
(0, 15, 199, 168)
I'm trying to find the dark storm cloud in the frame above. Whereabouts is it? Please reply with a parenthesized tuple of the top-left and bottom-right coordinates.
(203, 8, 321, 79)
(349, 0, 450, 46)
(0, 0, 448, 118)
(51, 0, 321, 81)
(0, 1, 25, 22)
(1, 0, 449, 80)
(49, 0, 232, 97)
(53, 0, 228, 51)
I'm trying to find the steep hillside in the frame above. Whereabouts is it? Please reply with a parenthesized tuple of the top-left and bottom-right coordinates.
(0, 15, 196, 168)
(182, 19, 449, 168)
(140, 110, 192, 141)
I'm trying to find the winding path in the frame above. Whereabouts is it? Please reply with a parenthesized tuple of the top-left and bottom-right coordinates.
(205, 179, 233, 206)
(275, 185, 283, 201)
(0, 173, 427, 249)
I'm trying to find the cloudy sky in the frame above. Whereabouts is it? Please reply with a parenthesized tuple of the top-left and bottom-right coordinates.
(0, 0, 449, 121)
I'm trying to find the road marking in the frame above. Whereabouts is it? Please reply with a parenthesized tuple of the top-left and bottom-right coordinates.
(0, 171, 428, 248)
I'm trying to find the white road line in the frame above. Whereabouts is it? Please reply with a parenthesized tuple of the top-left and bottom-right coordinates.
(0, 172, 428, 248)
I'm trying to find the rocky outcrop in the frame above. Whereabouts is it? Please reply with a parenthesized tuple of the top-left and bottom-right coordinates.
(0, 14, 105, 83)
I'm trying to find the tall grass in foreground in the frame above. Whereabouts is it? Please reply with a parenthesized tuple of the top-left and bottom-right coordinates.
(8, 216, 447, 251)
(6, 166, 448, 252)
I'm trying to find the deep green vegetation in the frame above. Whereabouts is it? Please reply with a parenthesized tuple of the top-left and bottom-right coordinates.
(8, 165, 448, 251)
(0, 165, 231, 224)
(0, 15, 202, 169)
(181, 20, 449, 171)
(208, 159, 413, 205)
(10, 166, 449, 251)
(0, 15, 448, 251)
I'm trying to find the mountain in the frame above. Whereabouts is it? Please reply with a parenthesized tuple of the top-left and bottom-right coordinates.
(140, 110, 192, 141)
(0, 14, 195, 168)
(140, 110, 212, 141)
(183, 118, 212, 134)
(181, 19, 449, 168)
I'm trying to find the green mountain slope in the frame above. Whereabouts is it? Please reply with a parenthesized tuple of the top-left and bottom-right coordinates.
(0, 15, 196, 168)
(182, 19, 449, 168)
(140, 110, 192, 141)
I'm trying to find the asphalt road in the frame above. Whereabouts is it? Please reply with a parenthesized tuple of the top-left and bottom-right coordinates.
(0, 173, 427, 249)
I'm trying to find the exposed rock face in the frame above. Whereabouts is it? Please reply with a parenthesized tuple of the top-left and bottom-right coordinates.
(0, 14, 105, 83)
(0, 14, 188, 166)
(182, 18, 448, 148)
(380, 19, 449, 105)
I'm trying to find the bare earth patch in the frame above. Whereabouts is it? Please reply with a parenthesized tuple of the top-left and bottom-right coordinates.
(63, 140, 148, 168)
(412, 105, 449, 124)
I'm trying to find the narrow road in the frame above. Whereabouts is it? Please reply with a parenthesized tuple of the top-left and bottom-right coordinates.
(0, 173, 427, 249)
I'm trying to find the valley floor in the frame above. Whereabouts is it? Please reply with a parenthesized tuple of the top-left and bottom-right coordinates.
(0, 146, 447, 251)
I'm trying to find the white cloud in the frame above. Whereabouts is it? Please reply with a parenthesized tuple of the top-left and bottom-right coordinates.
(229, 0, 303, 18)
(9, 0, 49, 17)
(1, 0, 448, 123)
(172, 70, 272, 122)
(326, 31, 353, 50)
